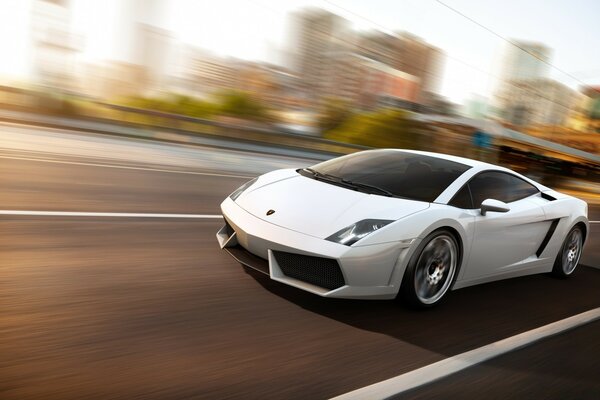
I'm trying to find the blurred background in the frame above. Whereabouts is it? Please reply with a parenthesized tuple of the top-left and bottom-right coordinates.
(0, 0, 599, 192)
(1, 2, 600, 399)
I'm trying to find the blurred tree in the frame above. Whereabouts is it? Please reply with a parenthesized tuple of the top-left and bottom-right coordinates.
(217, 90, 271, 121)
(120, 91, 274, 123)
(590, 97, 600, 120)
(122, 94, 217, 119)
(324, 108, 426, 149)
(171, 94, 218, 119)
(34, 92, 80, 117)
(318, 97, 353, 132)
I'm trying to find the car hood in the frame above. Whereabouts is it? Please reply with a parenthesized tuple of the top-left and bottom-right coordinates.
(236, 169, 430, 238)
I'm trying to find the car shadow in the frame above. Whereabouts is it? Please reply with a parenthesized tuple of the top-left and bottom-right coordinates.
(243, 265, 600, 357)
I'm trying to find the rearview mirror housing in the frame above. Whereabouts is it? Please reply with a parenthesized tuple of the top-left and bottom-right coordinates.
(480, 199, 510, 216)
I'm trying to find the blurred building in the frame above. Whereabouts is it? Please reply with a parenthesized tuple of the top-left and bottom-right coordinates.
(290, 9, 351, 100)
(30, 0, 81, 90)
(581, 86, 600, 133)
(113, 0, 172, 96)
(290, 9, 443, 108)
(172, 47, 268, 99)
(464, 95, 492, 119)
(493, 41, 551, 115)
(81, 61, 148, 100)
(166, 46, 304, 109)
(356, 31, 444, 96)
(498, 41, 551, 82)
(324, 53, 420, 109)
(355, 31, 399, 69)
(136, 24, 172, 95)
(496, 78, 577, 126)
(492, 41, 580, 127)
(565, 91, 594, 132)
(419, 92, 458, 116)
(237, 63, 303, 109)
(186, 51, 239, 97)
(395, 33, 444, 95)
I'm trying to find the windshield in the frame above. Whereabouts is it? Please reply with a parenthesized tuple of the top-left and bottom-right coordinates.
(302, 150, 471, 202)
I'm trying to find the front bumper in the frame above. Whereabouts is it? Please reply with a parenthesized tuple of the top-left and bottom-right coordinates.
(216, 197, 416, 299)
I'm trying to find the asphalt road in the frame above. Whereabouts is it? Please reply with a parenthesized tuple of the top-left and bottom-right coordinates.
(394, 320, 600, 399)
(1, 124, 599, 399)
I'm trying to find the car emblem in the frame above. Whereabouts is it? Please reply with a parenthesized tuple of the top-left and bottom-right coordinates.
(266, 209, 275, 216)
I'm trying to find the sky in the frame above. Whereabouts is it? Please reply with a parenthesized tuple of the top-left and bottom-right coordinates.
(1, 0, 599, 104)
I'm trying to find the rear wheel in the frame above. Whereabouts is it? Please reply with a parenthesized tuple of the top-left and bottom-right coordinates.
(552, 226, 583, 278)
(400, 229, 458, 308)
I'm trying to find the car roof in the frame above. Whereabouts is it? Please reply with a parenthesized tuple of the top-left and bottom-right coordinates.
(391, 149, 496, 169)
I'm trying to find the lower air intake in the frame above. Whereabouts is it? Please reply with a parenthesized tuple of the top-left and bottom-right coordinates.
(223, 218, 235, 236)
(272, 251, 345, 290)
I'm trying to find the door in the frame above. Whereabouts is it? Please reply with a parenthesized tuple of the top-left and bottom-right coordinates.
(460, 171, 548, 280)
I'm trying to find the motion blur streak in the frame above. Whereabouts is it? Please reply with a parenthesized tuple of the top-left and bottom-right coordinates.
(0, 0, 599, 398)
(1, 125, 599, 399)
(0, 154, 255, 178)
(0, 210, 222, 218)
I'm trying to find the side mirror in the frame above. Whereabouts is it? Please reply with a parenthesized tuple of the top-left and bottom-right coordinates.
(480, 199, 510, 216)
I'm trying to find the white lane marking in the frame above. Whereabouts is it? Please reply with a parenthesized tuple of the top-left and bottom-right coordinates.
(0, 210, 222, 219)
(2, 211, 596, 223)
(0, 154, 254, 179)
(332, 307, 600, 400)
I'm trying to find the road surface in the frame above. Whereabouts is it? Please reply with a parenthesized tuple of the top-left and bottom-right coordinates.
(1, 122, 599, 399)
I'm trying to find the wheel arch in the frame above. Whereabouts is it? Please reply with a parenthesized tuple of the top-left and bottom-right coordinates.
(427, 225, 465, 285)
(551, 219, 587, 278)
(397, 225, 465, 307)
(417, 219, 467, 275)
(574, 221, 588, 244)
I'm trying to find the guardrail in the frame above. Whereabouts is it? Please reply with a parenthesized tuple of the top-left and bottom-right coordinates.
(0, 86, 367, 157)
(94, 101, 370, 155)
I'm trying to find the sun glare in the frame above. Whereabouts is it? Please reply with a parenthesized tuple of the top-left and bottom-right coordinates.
(0, 0, 32, 79)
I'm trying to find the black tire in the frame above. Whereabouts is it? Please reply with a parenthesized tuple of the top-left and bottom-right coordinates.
(400, 229, 459, 308)
(551, 225, 583, 278)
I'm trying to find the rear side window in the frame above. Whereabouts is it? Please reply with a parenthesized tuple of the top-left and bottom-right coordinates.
(506, 174, 539, 202)
(468, 171, 538, 206)
(449, 185, 473, 209)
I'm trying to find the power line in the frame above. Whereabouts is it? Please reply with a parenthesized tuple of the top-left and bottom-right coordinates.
(321, 0, 577, 111)
(567, 69, 600, 80)
(322, 0, 394, 36)
(434, 0, 598, 93)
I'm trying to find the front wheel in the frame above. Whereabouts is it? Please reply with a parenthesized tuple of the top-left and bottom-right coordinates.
(552, 226, 583, 278)
(400, 230, 459, 308)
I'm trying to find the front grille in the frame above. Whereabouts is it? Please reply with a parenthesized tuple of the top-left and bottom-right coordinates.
(273, 251, 345, 290)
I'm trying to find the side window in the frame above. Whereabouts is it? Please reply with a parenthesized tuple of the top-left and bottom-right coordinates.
(449, 184, 473, 209)
(469, 172, 511, 206)
(469, 171, 538, 206)
(505, 174, 539, 202)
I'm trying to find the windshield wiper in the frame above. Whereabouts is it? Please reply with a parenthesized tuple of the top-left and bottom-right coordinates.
(340, 179, 395, 197)
(302, 169, 394, 197)
(303, 168, 342, 182)
(303, 167, 319, 176)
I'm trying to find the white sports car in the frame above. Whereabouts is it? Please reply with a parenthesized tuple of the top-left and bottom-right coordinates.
(217, 149, 589, 307)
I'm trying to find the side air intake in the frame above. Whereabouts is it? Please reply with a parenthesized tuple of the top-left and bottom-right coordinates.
(536, 219, 560, 257)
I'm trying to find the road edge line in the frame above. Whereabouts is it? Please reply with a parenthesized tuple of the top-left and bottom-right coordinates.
(331, 307, 600, 400)
(0, 210, 223, 219)
(0, 153, 254, 179)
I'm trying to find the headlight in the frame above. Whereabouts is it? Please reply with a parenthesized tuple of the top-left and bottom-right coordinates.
(326, 219, 393, 246)
(229, 178, 257, 201)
